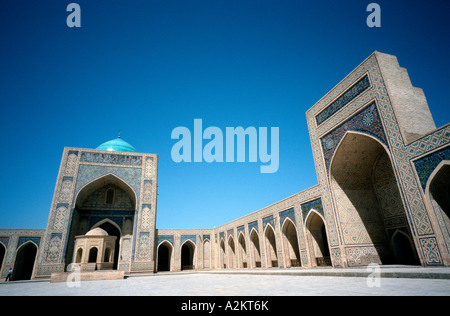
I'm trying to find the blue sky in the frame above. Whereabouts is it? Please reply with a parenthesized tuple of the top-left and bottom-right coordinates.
(0, 0, 449, 229)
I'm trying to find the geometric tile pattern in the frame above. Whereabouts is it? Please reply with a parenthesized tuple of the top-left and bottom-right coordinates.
(75, 164, 142, 206)
(279, 208, 296, 226)
(320, 101, 387, 171)
(17, 236, 41, 248)
(157, 235, 174, 246)
(300, 198, 323, 223)
(248, 221, 258, 234)
(330, 133, 391, 249)
(50, 53, 449, 271)
(262, 215, 274, 231)
(419, 237, 443, 266)
(316, 75, 371, 126)
(203, 234, 211, 241)
(181, 235, 197, 245)
(0, 229, 45, 278)
(33, 147, 158, 277)
(306, 52, 449, 266)
(80, 152, 142, 166)
(2, 52, 449, 280)
(0, 237, 9, 248)
(413, 145, 450, 190)
(236, 225, 245, 236)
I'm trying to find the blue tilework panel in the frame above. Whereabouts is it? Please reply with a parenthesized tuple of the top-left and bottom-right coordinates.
(158, 235, 174, 246)
(301, 198, 324, 223)
(413, 145, 450, 191)
(17, 237, 41, 248)
(320, 101, 387, 171)
(315, 75, 371, 126)
(248, 221, 258, 233)
(181, 235, 196, 245)
(81, 152, 141, 165)
(0, 237, 9, 248)
(279, 208, 295, 226)
(77, 209, 134, 232)
(75, 165, 142, 205)
(262, 215, 274, 231)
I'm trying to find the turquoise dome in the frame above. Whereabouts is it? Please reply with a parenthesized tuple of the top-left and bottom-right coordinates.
(96, 137, 137, 152)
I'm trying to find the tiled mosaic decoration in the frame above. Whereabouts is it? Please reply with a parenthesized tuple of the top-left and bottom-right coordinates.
(0, 52, 449, 280)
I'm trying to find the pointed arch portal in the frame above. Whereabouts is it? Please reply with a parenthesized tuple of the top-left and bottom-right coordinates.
(94, 220, 121, 269)
(427, 162, 450, 247)
(330, 132, 419, 266)
(264, 225, 278, 268)
(0, 243, 5, 275)
(250, 229, 261, 268)
(281, 219, 301, 267)
(305, 210, 331, 266)
(228, 236, 236, 269)
(181, 241, 195, 270)
(238, 233, 248, 268)
(157, 242, 173, 272)
(13, 242, 38, 281)
(65, 174, 136, 270)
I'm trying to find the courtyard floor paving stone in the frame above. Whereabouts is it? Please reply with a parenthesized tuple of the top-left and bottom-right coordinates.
(0, 267, 449, 296)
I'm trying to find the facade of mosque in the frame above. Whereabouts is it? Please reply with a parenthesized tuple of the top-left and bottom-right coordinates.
(1, 51, 449, 280)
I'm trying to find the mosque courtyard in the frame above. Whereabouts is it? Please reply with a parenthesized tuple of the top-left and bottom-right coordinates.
(1, 267, 449, 296)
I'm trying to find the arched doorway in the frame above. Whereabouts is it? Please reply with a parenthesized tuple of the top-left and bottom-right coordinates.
(93, 220, 121, 269)
(220, 239, 226, 268)
(238, 233, 248, 268)
(330, 132, 419, 266)
(391, 230, 419, 265)
(0, 243, 6, 275)
(88, 247, 98, 263)
(281, 219, 301, 267)
(13, 242, 38, 280)
(75, 248, 83, 263)
(66, 174, 136, 270)
(305, 210, 331, 266)
(427, 163, 450, 245)
(228, 236, 236, 269)
(250, 229, 261, 268)
(157, 242, 172, 272)
(181, 241, 195, 270)
(264, 225, 278, 268)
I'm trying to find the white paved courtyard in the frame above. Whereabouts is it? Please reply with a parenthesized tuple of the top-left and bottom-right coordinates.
(1, 269, 449, 296)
